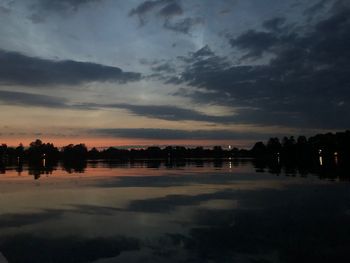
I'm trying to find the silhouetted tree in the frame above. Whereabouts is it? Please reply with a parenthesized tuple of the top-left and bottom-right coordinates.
(296, 136, 311, 162)
(0, 131, 349, 164)
(251, 142, 267, 158)
(145, 147, 162, 158)
(0, 144, 8, 158)
(27, 139, 59, 161)
(62, 144, 88, 160)
(88, 147, 100, 159)
(15, 143, 25, 159)
(266, 137, 282, 157)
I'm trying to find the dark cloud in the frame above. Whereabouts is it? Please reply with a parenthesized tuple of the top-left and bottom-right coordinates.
(219, 8, 231, 15)
(229, 30, 284, 59)
(98, 103, 236, 123)
(27, 13, 46, 23)
(170, 4, 350, 129)
(0, 50, 141, 87)
(262, 17, 286, 31)
(0, 5, 11, 14)
(0, 89, 299, 127)
(26, 0, 104, 23)
(129, 0, 175, 25)
(31, 0, 103, 13)
(158, 2, 183, 18)
(138, 58, 161, 65)
(93, 128, 267, 140)
(164, 17, 204, 34)
(151, 62, 176, 73)
(175, 45, 229, 69)
(129, 0, 201, 34)
(75, 97, 254, 125)
(0, 90, 68, 108)
(192, 45, 215, 58)
(129, 0, 171, 17)
(303, 0, 331, 17)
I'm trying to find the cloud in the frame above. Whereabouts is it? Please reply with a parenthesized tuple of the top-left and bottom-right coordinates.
(129, 0, 201, 34)
(262, 17, 286, 31)
(27, 13, 46, 23)
(77, 101, 328, 129)
(168, 4, 350, 129)
(191, 45, 215, 58)
(0, 5, 11, 14)
(158, 2, 183, 18)
(0, 50, 141, 87)
(93, 128, 266, 140)
(129, 0, 176, 25)
(0, 90, 68, 108)
(31, 0, 103, 13)
(164, 17, 204, 34)
(25, 0, 105, 23)
(129, 0, 170, 17)
(229, 30, 283, 59)
(151, 62, 176, 73)
(178, 45, 229, 65)
(91, 103, 236, 123)
(303, 0, 331, 17)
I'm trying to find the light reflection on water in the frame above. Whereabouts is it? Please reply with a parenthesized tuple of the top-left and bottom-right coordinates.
(0, 160, 254, 181)
(0, 160, 349, 262)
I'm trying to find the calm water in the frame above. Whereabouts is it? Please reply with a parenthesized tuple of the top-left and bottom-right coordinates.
(0, 160, 349, 263)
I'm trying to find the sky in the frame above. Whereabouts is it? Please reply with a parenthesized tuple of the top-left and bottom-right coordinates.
(0, 0, 349, 148)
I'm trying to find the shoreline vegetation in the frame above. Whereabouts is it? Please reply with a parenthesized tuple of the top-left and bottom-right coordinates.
(0, 130, 349, 180)
(0, 130, 349, 163)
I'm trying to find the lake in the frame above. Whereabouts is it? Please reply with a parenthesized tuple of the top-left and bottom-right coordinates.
(0, 159, 349, 263)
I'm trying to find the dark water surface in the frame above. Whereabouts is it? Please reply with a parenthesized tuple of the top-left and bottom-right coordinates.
(0, 160, 349, 262)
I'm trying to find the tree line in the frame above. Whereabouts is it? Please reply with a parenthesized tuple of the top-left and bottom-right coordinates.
(250, 130, 350, 163)
(0, 131, 349, 164)
(0, 139, 239, 161)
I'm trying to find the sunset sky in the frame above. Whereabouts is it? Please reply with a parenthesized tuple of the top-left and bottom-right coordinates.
(0, 0, 349, 148)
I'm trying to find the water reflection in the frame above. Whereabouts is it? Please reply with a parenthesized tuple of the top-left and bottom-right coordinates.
(0, 158, 348, 181)
(335, 152, 339, 165)
(319, 155, 323, 166)
(0, 160, 349, 262)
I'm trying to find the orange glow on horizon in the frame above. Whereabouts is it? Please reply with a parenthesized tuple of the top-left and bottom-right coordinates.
(0, 136, 254, 149)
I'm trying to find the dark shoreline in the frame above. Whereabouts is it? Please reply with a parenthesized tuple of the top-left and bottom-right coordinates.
(1, 130, 349, 169)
